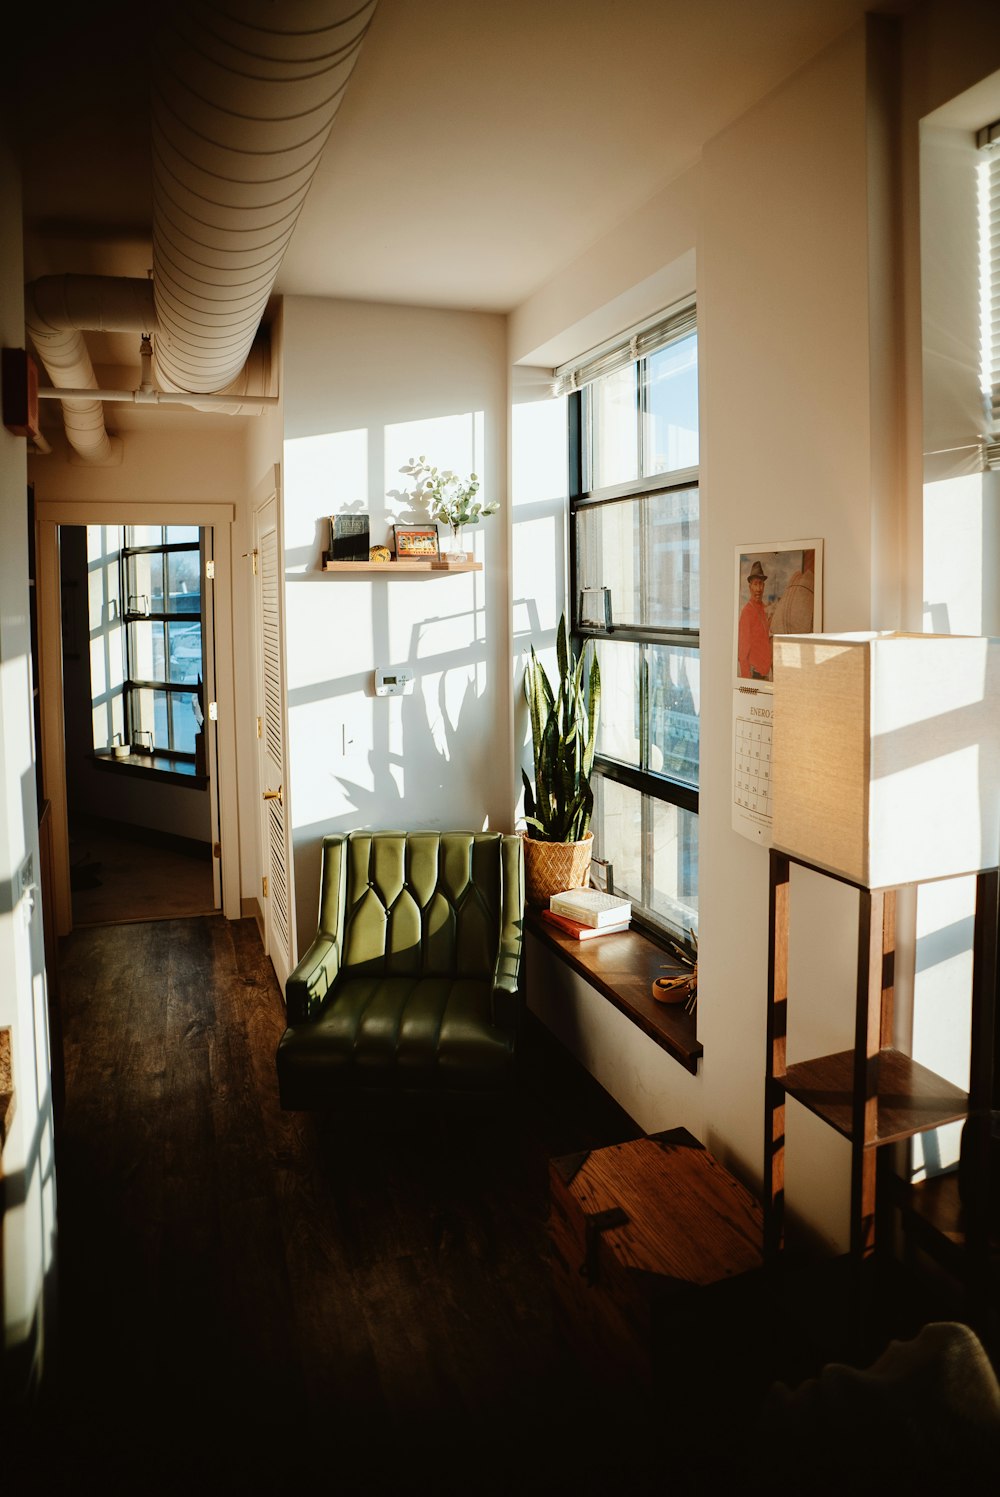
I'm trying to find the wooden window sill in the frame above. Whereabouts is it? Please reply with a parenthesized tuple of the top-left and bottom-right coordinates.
(525, 909, 703, 1075)
(92, 751, 207, 789)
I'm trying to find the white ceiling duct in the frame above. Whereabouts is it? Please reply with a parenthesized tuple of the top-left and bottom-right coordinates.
(25, 275, 156, 465)
(150, 0, 377, 397)
(27, 0, 377, 461)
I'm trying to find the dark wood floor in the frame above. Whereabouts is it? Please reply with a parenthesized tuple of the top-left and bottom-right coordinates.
(16, 914, 992, 1495)
(29, 916, 675, 1495)
(68, 813, 216, 926)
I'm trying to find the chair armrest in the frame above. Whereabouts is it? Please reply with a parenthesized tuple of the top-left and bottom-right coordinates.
(490, 925, 523, 1032)
(285, 935, 341, 1024)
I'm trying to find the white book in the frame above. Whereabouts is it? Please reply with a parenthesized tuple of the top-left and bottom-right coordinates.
(549, 887, 632, 928)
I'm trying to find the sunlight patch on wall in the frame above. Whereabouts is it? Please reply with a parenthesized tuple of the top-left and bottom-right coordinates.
(284, 429, 368, 571)
(384, 412, 485, 521)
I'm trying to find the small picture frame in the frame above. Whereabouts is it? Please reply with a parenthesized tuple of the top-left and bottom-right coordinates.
(393, 524, 440, 559)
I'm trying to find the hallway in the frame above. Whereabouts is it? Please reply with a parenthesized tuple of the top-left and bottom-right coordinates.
(68, 814, 215, 927)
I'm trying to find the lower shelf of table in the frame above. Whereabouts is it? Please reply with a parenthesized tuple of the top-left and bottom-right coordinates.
(779, 1047, 968, 1144)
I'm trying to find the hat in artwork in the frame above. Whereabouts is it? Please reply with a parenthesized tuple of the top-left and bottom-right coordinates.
(747, 560, 768, 582)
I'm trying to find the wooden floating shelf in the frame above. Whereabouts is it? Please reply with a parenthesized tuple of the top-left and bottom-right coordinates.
(323, 553, 482, 574)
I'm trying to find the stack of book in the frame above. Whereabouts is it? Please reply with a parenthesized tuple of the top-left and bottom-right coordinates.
(541, 887, 632, 941)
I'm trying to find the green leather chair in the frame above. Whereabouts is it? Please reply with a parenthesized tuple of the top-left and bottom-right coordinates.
(276, 830, 524, 1110)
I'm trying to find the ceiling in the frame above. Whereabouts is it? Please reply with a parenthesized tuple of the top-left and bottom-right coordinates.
(9, 0, 909, 427)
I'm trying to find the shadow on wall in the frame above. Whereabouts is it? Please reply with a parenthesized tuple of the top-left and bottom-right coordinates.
(290, 605, 496, 930)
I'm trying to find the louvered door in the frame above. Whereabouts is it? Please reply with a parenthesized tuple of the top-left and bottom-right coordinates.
(253, 494, 293, 990)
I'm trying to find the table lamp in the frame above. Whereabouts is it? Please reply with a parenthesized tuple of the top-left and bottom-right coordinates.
(771, 631, 1000, 888)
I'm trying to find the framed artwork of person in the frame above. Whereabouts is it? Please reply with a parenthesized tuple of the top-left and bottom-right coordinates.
(733, 540, 823, 685)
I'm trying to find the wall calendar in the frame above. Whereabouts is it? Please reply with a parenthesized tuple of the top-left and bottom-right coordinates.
(731, 537, 823, 845)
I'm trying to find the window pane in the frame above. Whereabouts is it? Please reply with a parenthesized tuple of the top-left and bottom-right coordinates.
(591, 777, 699, 942)
(643, 333, 699, 475)
(125, 552, 162, 615)
(128, 620, 165, 681)
(574, 486, 699, 630)
(127, 525, 163, 547)
(651, 798, 699, 938)
(588, 365, 638, 489)
(165, 525, 199, 545)
(166, 621, 202, 684)
(648, 644, 699, 788)
(127, 687, 197, 754)
(169, 691, 199, 753)
(591, 776, 643, 907)
(593, 640, 640, 768)
(165, 551, 201, 612)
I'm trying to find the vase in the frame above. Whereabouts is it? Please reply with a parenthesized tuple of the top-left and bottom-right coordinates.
(522, 830, 593, 907)
(444, 524, 465, 563)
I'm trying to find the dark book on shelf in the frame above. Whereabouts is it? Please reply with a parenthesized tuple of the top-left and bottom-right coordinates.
(330, 512, 370, 561)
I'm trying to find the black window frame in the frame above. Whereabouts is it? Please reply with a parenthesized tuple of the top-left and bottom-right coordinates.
(119, 528, 204, 768)
(567, 309, 699, 949)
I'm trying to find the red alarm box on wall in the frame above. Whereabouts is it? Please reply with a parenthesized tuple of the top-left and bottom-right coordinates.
(2, 348, 40, 438)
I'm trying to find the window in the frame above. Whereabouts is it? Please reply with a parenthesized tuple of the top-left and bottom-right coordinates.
(89, 524, 206, 778)
(559, 302, 699, 946)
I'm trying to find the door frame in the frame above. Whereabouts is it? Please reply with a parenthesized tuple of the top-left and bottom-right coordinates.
(250, 468, 296, 988)
(35, 498, 241, 933)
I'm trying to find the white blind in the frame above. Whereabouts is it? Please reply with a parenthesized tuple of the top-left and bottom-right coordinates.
(979, 121, 1000, 467)
(552, 300, 696, 397)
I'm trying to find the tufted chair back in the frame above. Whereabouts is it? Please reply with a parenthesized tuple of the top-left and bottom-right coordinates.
(319, 830, 517, 980)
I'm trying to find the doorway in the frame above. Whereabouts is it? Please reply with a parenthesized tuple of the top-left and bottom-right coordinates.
(60, 522, 217, 926)
(34, 498, 242, 938)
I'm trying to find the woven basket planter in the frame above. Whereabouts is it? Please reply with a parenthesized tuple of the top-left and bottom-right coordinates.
(522, 831, 593, 907)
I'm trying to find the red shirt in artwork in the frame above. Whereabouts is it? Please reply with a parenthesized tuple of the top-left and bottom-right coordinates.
(738, 598, 772, 679)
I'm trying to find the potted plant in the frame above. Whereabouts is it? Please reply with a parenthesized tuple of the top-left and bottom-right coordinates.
(521, 614, 601, 905)
(399, 457, 499, 560)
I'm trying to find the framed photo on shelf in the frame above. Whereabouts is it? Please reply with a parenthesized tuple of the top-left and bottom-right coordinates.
(393, 524, 440, 559)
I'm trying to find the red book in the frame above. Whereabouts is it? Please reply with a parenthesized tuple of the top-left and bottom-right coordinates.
(540, 909, 631, 941)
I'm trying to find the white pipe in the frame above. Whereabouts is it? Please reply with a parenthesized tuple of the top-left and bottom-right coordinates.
(37, 387, 279, 408)
(150, 1, 377, 395)
(25, 275, 156, 464)
(26, 4, 376, 460)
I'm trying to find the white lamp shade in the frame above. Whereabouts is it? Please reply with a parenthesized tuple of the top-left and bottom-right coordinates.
(772, 632, 1000, 888)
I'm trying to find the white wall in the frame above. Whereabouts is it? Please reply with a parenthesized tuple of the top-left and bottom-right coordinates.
(698, 20, 895, 1250)
(0, 128, 56, 1404)
(280, 297, 509, 955)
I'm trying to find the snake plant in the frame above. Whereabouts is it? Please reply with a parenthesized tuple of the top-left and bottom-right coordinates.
(522, 615, 601, 844)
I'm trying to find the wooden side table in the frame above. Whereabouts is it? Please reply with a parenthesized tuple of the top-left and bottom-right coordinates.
(548, 1126, 763, 1383)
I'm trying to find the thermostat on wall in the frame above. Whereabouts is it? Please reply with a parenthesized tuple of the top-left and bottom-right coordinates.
(374, 666, 414, 697)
